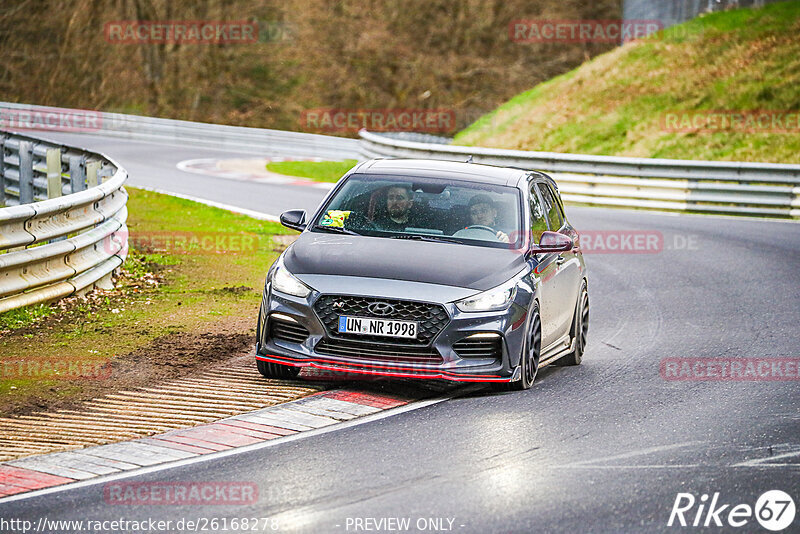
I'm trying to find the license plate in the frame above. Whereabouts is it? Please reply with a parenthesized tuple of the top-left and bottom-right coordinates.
(337, 316, 418, 339)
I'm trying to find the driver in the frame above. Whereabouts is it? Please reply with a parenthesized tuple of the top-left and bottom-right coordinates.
(375, 184, 415, 232)
(468, 194, 509, 243)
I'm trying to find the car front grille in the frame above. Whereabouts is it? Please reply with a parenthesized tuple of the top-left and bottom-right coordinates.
(453, 335, 503, 359)
(269, 316, 310, 345)
(315, 339, 443, 364)
(313, 295, 449, 346)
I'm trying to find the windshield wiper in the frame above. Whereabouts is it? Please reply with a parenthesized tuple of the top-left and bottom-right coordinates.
(390, 234, 456, 243)
(312, 224, 360, 236)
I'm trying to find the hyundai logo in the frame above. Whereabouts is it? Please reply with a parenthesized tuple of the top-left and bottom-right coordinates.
(367, 302, 395, 316)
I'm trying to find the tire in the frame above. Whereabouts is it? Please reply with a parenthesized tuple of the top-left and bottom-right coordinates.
(557, 280, 589, 366)
(257, 358, 301, 379)
(505, 306, 541, 391)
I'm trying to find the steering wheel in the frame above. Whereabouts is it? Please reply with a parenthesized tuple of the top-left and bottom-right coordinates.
(465, 225, 499, 236)
(345, 212, 377, 231)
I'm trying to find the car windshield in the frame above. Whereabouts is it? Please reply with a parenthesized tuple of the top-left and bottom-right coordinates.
(312, 174, 524, 249)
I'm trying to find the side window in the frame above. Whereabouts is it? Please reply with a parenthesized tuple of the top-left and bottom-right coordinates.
(529, 184, 548, 244)
(551, 185, 567, 222)
(539, 183, 563, 231)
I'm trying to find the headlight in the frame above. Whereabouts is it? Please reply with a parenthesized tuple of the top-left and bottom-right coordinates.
(455, 278, 518, 312)
(270, 257, 313, 298)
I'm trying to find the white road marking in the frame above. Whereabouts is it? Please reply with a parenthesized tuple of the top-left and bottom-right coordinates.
(732, 448, 800, 467)
(565, 442, 701, 467)
(553, 442, 800, 470)
(556, 464, 701, 469)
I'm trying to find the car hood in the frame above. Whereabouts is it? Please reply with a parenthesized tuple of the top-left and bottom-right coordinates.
(284, 232, 526, 291)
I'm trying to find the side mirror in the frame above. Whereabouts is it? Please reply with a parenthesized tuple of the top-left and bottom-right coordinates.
(531, 231, 573, 253)
(280, 209, 307, 232)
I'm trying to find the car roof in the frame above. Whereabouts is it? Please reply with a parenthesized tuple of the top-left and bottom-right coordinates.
(353, 158, 531, 187)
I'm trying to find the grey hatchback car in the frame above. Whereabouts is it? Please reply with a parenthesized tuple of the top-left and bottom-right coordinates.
(255, 159, 588, 390)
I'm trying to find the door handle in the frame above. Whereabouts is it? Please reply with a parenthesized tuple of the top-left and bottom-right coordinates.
(556, 255, 566, 265)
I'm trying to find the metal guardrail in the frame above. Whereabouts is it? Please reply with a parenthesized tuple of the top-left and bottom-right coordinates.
(0, 130, 128, 314)
(359, 131, 800, 218)
(2, 103, 797, 218)
(0, 102, 361, 160)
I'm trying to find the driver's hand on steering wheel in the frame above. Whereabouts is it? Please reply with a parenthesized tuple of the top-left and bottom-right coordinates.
(496, 231, 509, 243)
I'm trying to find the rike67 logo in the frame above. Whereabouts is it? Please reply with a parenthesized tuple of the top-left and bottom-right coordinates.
(668, 490, 795, 531)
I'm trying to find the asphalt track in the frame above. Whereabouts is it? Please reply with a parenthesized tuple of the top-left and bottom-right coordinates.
(2, 132, 798, 533)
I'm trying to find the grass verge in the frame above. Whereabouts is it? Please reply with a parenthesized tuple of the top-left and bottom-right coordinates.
(0, 187, 296, 416)
(266, 159, 358, 182)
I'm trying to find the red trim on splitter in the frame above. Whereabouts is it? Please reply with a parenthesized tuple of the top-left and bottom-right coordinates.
(256, 354, 512, 383)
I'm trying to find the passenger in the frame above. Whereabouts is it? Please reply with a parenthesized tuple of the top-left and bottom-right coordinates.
(375, 184, 416, 232)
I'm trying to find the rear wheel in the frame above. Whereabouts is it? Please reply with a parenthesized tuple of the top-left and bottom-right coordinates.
(257, 358, 301, 379)
(557, 281, 588, 366)
(507, 307, 541, 391)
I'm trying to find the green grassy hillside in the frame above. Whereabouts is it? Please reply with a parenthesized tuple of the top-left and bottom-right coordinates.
(455, 1, 800, 163)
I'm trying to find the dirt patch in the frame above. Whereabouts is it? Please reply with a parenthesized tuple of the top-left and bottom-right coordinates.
(2, 314, 257, 418)
(210, 285, 254, 296)
(113, 329, 253, 379)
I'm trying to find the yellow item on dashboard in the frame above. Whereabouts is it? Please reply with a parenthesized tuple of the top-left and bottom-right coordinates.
(319, 210, 352, 228)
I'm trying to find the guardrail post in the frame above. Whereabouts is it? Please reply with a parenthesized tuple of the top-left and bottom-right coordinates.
(0, 134, 6, 206)
(95, 272, 115, 290)
(69, 155, 86, 193)
(18, 140, 34, 204)
(100, 164, 113, 183)
(86, 160, 100, 188)
(46, 148, 63, 199)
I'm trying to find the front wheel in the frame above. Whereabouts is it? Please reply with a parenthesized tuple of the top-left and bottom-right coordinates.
(507, 307, 541, 391)
(557, 281, 588, 366)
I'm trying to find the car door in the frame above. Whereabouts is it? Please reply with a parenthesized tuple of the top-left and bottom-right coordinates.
(528, 181, 561, 350)
(537, 182, 581, 344)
